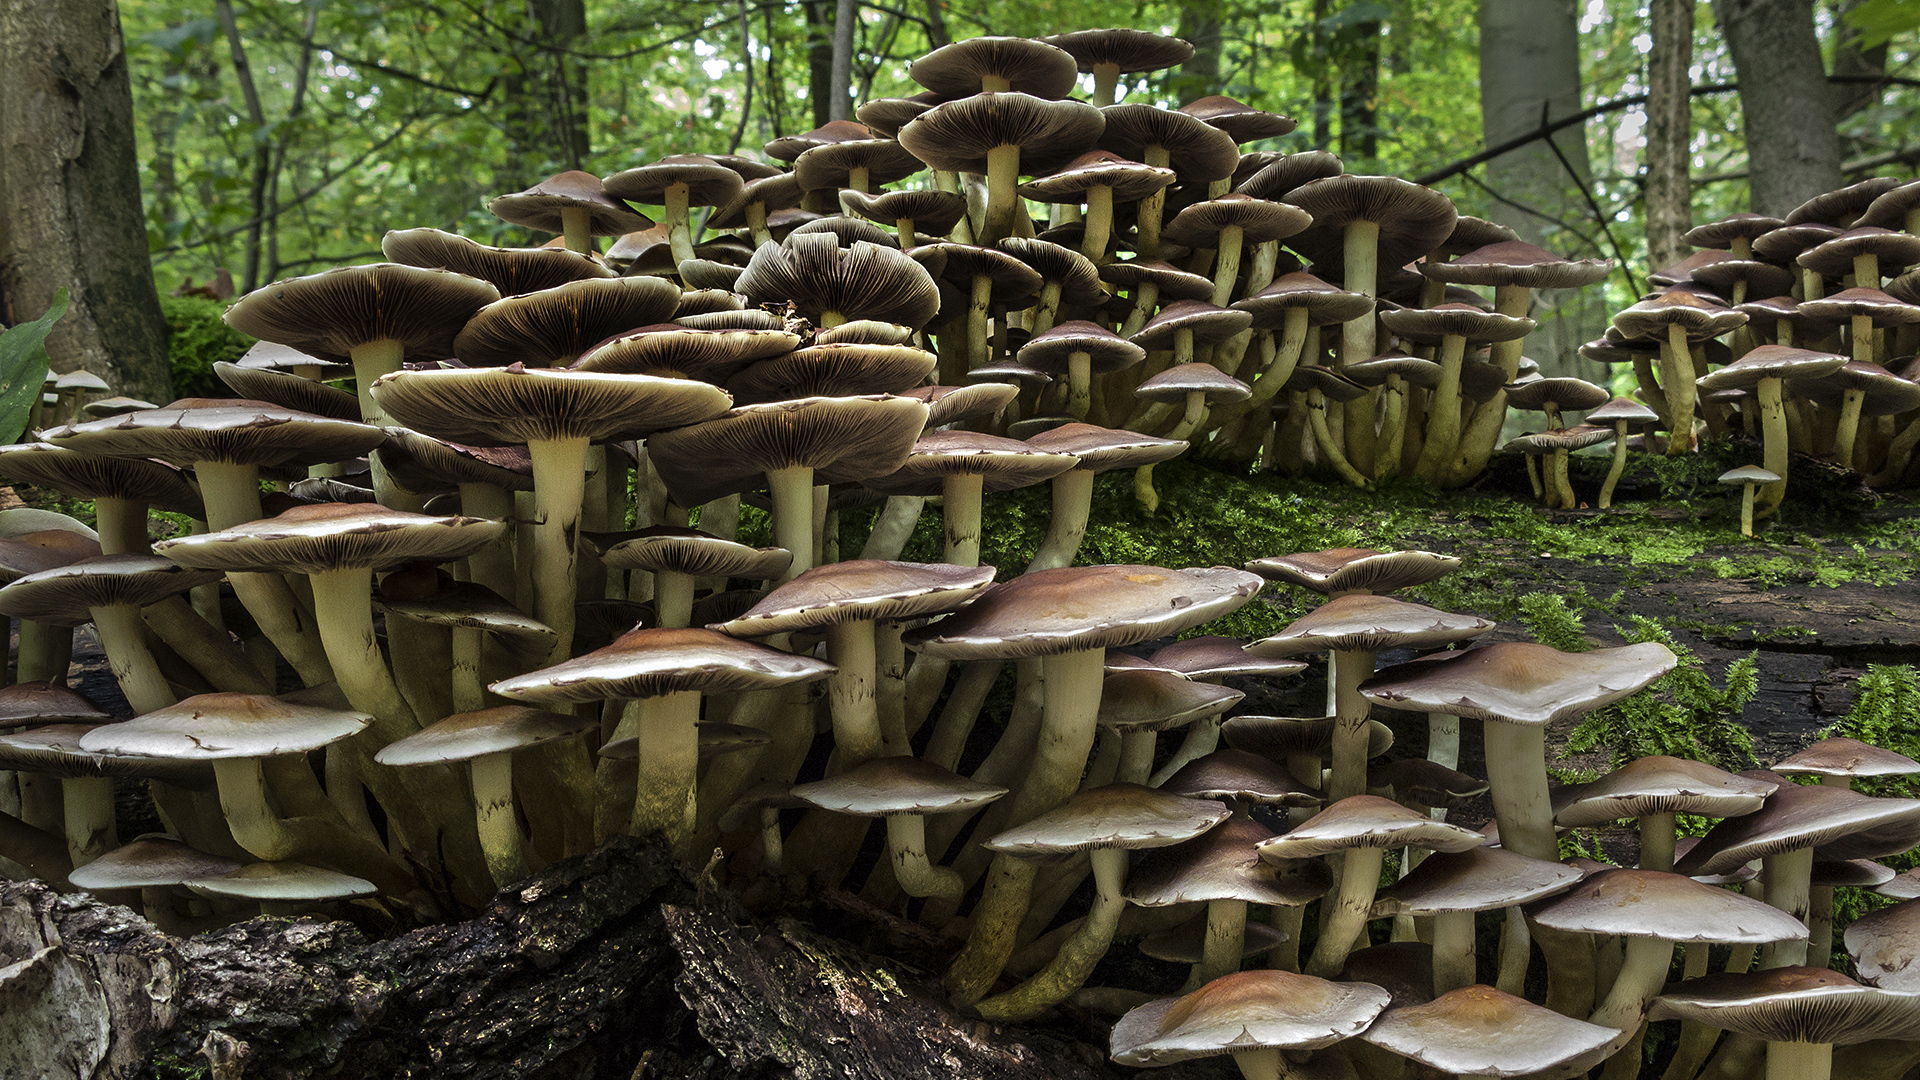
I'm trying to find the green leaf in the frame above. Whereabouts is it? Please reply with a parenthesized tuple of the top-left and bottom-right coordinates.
(1844, 0, 1920, 47)
(0, 290, 68, 445)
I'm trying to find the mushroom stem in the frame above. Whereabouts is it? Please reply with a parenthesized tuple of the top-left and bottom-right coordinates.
(1136, 147, 1172, 259)
(965, 273, 994, 373)
(144, 597, 271, 695)
(1090, 62, 1120, 106)
(558, 206, 593, 254)
(631, 688, 701, 859)
(1415, 334, 1469, 481)
(1587, 932, 1674, 1032)
(1066, 353, 1093, 420)
(1833, 389, 1867, 471)
(664, 182, 695, 267)
(1304, 845, 1385, 976)
(983, 144, 1022, 244)
(859, 495, 925, 562)
(1599, 421, 1632, 509)
(945, 647, 1105, 1005)
(1446, 284, 1536, 485)
(824, 620, 883, 766)
(1188, 897, 1249, 990)
(194, 460, 335, 686)
(1308, 389, 1370, 488)
(1754, 379, 1789, 515)
(941, 473, 985, 567)
(309, 566, 417, 736)
(210, 756, 416, 895)
(1432, 908, 1475, 995)
(922, 661, 1003, 770)
(60, 776, 116, 866)
(15, 620, 72, 685)
(653, 570, 695, 629)
(94, 497, 149, 555)
(1326, 647, 1376, 803)
(1639, 811, 1678, 872)
(1483, 721, 1554, 862)
(1760, 847, 1814, 968)
(974, 846, 1127, 1022)
(1210, 226, 1245, 308)
(1768, 1040, 1832, 1080)
(89, 603, 179, 715)
(1081, 186, 1114, 264)
(528, 436, 592, 664)
(471, 749, 527, 888)
(1665, 323, 1697, 455)
(886, 812, 961, 900)
(1741, 481, 1759, 537)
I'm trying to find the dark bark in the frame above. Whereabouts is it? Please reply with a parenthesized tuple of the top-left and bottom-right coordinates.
(829, 0, 856, 122)
(0, 0, 174, 404)
(0, 837, 1229, 1079)
(1170, 0, 1222, 105)
(1338, 17, 1381, 162)
(803, 1, 834, 131)
(1711, 0, 1844, 215)
(1645, 0, 1696, 273)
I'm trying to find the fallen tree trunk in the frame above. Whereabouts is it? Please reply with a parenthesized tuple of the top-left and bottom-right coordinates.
(0, 837, 1227, 1079)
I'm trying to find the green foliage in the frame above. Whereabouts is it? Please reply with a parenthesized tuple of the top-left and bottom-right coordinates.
(1565, 615, 1759, 774)
(1823, 665, 1920, 801)
(0, 290, 67, 444)
(1517, 592, 1592, 653)
(159, 295, 251, 399)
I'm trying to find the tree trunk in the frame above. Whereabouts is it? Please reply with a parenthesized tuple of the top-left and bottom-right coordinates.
(1832, 0, 1889, 128)
(1477, 0, 1605, 382)
(829, 0, 856, 122)
(1339, 16, 1381, 163)
(1646, 0, 1696, 273)
(1171, 0, 1222, 105)
(0, 837, 1228, 1079)
(0, 0, 173, 404)
(1712, 0, 1844, 215)
(804, 1, 834, 130)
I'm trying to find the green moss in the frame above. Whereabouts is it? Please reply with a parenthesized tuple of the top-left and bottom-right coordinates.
(160, 294, 252, 399)
(1564, 615, 1759, 775)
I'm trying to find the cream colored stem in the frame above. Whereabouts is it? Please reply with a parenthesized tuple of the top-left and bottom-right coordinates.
(144, 597, 269, 695)
(631, 688, 701, 860)
(942, 472, 984, 566)
(61, 776, 116, 867)
(471, 750, 527, 888)
(529, 436, 592, 664)
(767, 465, 815, 582)
(1305, 846, 1385, 976)
(1432, 908, 1476, 995)
(194, 459, 333, 685)
(975, 847, 1126, 1022)
(885, 813, 960, 900)
(89, 604, 178, 715)
(309, 566, 417, 738)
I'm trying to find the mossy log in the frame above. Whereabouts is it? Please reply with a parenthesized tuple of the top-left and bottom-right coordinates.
(0, 837, 1228, 1079)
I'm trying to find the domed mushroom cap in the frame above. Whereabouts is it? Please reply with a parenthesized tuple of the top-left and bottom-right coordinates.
(1798, 285, 1920, 326)
(1553, 756, 1777, 827)
(1371, 758, 1487, 810)
(451, 276, 688, 368)
(602, 154, 746, 209)
(1611, 289, 1748, 341)
(1133, 362, 1252, 405)
(1020, 422, 1186, 473)
(370, 366, 732, 448)
(1797, 360, 1920, 416)
(1672, 780, 1920, 876)
(1127, 815, 1333, 907)
(1813, 858, 1895, 888)
(1716, 465, 1781, 487)
(1221, 714, 1394, 762)
(1248, 594, 1493, 659)
(908, 36, 1079, 99)
(1530, 868, 1808, 943)
(1040, 28, 1195, 76)
(1164, 194, 1311, 248)
(1179, 96, 1297, 144)
(1775, 736, 1920, 780)
(1235, 149, 1345, 200)
(0, 555, 221, 626)
(839, 189, 969, 238)
(1649, 967, 1920, 1045)
(155, 503, 503, 575)
(984, 782, 1229, 857)
(726, 341, 936, 405)
(1099, 257, 1217, 302)
(1420, 239, 1614, 290)
(381, 228, 615, 296)
(376, 430, 534, 493)
(82, 398, 160, 419)
(0, 532, 103, 591)
(1696, 345, 1849, 393)
(0, 724, 213, 786)
(1786, 176, 1907, 227)
(1160, 749, 1322, 807)
(1097, 104, 1241, 183)
(47, 400, 388, 470)
(1232, 272, 1375, 328)
(646, 395, 930, 507)
(903, 564, 1263, 661)
(1359, 641, 1678, 726)
(1131, 302, 1255, 349)
(1282, 175, 1457, 271)
(998, 238, 1106, 304)
(185, 861, 378, 904)
(596, 526, 791, 582)
(1507, 426, 1617, 456)
(1109, 969, 1391, 1066)
(1148, 635, 1305, 680)
(1687, 212, 1786, 250)
(376, 581, 555, 648)
(789, 755, 1007, 816)
(78, 692, 373, 759)
(488, 171, 651, 237)
(67, 834, 243, 891)
(1018, 151, 1177, 204)
(571, 324, 800, 383)
(1245, 547, 1459, 597)
(906, 382, 1020, 428)
(224, 263, 501, 364)
(0, 443, 202, 515)
(712, 559, 995, 637)
(1097, 669, 1244, 733)
(1502, 377, 1611, 412)
(0, 682, 111, 731)
(214, 362, 360, 422)
(490, 626, 835, 703)
(764, 119, 875, 162)
(1360, 985, 1622, 1079)
(736, 235, 942, 328)
(1846, 898, 1920, 989)
(789, 215, 902, 250)
(791, 139, 925, 192)
(862, 431, 1081, 496)
(1379, 303, 1535, 345)
(374, 705, 594, 766)
(1371, 845, 1583, 917)
(1258, 795, 1485, 859)
(897, 93, 1104, 173)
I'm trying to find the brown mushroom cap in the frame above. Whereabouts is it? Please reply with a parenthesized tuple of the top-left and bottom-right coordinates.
(381, 228, 616, 295)
(646, 394, 930, 507)
(224, 264, 501, 365)
(0, 443, 202, 516)
(1786, 176, 1908, 227)
(1359, 641, 1678, 726)
(212, 362, 361, 422)
(1019, 422, 1187, 473)
(1099, 257, 1216, 302)
(1282, 175, 1458, 272)
(1529, 867, 1808, 943)
(1163, 194, 1312, 248)
(595, 526, 791, 582)
(67, 834, 243, 891)
(1360, 985, 1622, 1079)
(1179, 96, 1297, 144)
(1097, 669, 1244, 733)
(1148, 635, 1305, 680)
(1257, 794, 1486, 859)
(1696, 345, 1849, 393)
(712, 559, 996, 636)
(0, 554, 221, 627)
(1845, 898, 1920, 989)
(909, 36, 1079, 99)
(1235, 150, 1345, 201)
(984, 782, 1228, 857)
(1553, 755, 1777, 827)
(1248, 594, 1493, 659)
(1040, 29, 1195, 76)
(1502, 377, 1612, 413)
(903, 564, 1263, 661)
(488, 171, 651, 237)
(1673, 780, 1920, 876)
(1127, 815, 1333, 906)
(376, 581, 556, 647)
(735, 235, 942, 329)
(1221, 714, 1395, 761)
(1097, 104, 1241, 183)
(1018, 151, 1177, 204)
(0, 724, 213, 786)
(79, 692, 373, 759)
(0, 682, 111, 731)
(1775, 737, 1920, 780)
(1132, 362, 1253, 405)
(602, 155, 746, 209)
(1109, 969, 1391, 1066)
(1372, 845, 1584, 917)
(789, 755, 1007, 816)
(1612, 288, 1748, 341)
(47, 400, 388, 471)
(369, 366, 733, 449)
(489, 626, 835, 703)
(374, 705, 594, 766)
(1686, 212, 1787, 250)
(186, 861, 378, 904)
(897, 93, 1105, 174)
(1130, 301, 1255, 349)
(1159, 749, 1322, 807)
(1421, 239, 1613, 291)
(1244, 547, 1459, 596)
(1379, 303, 1535, 345)
(1649, 966, 1920, 1045)
(155, 503, 503, 575)
(791, 140, 925, 192)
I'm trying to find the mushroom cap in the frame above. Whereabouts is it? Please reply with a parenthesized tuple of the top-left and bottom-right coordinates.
(1553, 755, 1777, 827)
(1235, 150, 1346, 201)
(47, 399, 388, 470)
(788, 755, 1007, 816)
(1019, 422, 1187, 473)
(1148, 635, 1305, 679)
(839, 189, 970, 236)
(896, 93, 1105, 173)
(0, 443, 202, 516)
(1163, 194, 1312, 247)
(908, 36, 1079, 99)
(224, 263, 501, 364)
(1846, 898, 1920, 989)
(903, 564, 1263, 661)
(213, 362, 361, 422)
(1360, 985, 1622, 1079)
(1786, 176, 1908, 227)
(906, 382, 1021, 428)
(1371, 757, 1488, 809)
(1797, 285, 1920, 326)
(863, 430, 1083, 495)
(1359, 641, 1678, 726)
(1179, 96, 1297, 143)
(1232, 272, 1375, 328)
(1696, 345, 1849, 393)
(0, 554, 222, 627)
(155, 503, 503, 575)
(1097, 105, 1244, 184)
(1159, 748, 1322, 807)
(1502, 377, 1611, 412)
(451, 276, 688, 368)
(490, 626, 835, 703)
(375, 430, 535, 493)
(0, 724, 213, 786)
(1040, 29, 1195, 75)
(1775, 736, 1920, 780)
(1109, 969, 1391, 1066)
(998, 237, 1107, 305)
(1282, 175, 1458, 272)
(78, 692, 373, 759)
(764, 120, 876, 162)
(185, 861, 378, 903)
(1422, 239, 1614, 291)
(1673, 778, 1920, 875)
(602, 154, 746, 209)
(376, 581, 555, 648)
(1127, 815, 1333, 906)
(369, 366, 733, 448)
(571, 323, 800, 382)
(791, 140, 925, 192)
(81, 398, 160, 419)
(67, 834, 243, 891)
(1221, 713, 1394, 761)
(1686, 212, 1786, 250)
(1130, 301, 1254, 349)
(1611, 289, 1749, 341)
(788, 215, 902, 250)
(1018, 151, 1177, 204)
(1257, 794, 1486, 859)
(1097, 669, 1244, 733)
(1099, 257, 1216, 302)
(984, 782, 1228, 857)
(381, 228, 615, 295)
(1371, 845, 1584, 917)
(712, 559, 996, 636)
(727, 342, 937, 405)
(374, 705, 594, 766)
(0, 682, 111, 730)
(1718, 465, 1783, 486)
(1379, 303, 1534, 345)
(735, 235, 942, 328)
(853, 96, 940, 140)
(1649, 966, 1920, 1045)
(1531, 867, 1808, 943)
(487, 171, 650, 236)
(1688, 257, 1796, 300)
(1244, 547, 1460, 597)
(1248, 594, 1493, 659)
(1017, 321, 1146, 375)
(647, 394, 930, 507)
(597, 527, 791, 581)
(1132, 362, 1252, 405)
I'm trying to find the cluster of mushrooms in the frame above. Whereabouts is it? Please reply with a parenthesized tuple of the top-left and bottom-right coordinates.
(6, 27, 1920, 1080)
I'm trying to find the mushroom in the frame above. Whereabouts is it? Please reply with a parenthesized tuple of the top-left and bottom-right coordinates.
(788, 755, 1007, 902)
(1109, 968, 1390, 1080)
(1721, 465, 1783, 537)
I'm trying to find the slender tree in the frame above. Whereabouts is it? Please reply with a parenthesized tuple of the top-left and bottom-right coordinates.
(1713, 0, 1844, 215)
(1646, 0, 1696, 273)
